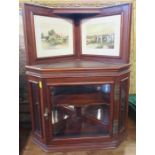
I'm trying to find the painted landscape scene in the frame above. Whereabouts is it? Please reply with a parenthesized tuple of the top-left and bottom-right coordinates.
(86, 23, 115, 49)
(41, 29, 69, 49)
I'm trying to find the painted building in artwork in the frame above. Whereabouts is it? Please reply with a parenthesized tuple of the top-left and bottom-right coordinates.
(96, 34, 114, 44)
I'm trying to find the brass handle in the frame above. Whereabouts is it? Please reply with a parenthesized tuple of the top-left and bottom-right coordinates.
(44, 107, 48, 120)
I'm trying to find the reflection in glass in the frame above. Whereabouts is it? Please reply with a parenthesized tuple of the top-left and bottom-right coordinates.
(51, 84, 111, 138)
(31, 83, 41, 133)
(119, 79, 128, 131)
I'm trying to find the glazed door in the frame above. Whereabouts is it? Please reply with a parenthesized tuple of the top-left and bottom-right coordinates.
(119, 77, 129, 133)
(46, 82, 114, 143)
(28, 81, 43, 139)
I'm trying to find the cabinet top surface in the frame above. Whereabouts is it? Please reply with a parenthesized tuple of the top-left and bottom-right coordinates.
(26, 60, 130, 72)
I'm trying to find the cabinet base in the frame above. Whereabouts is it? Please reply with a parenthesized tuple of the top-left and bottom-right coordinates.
(33, 132, 127, 152)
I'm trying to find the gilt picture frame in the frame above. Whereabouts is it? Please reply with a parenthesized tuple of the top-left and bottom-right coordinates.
(81, 15, 121, 57)
(34, 15, 74, 58)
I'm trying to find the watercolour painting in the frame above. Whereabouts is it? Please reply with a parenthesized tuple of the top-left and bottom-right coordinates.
(34, 15, 73, 58)
(81, 15, 121, 56)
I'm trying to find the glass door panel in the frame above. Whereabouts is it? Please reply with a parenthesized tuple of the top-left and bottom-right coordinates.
(119, 78, 128, 132)
(50, 84, 112, 138)
(30, 82, 42, 136)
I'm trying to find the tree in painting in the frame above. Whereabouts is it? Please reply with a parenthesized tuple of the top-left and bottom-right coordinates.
(41, 29, 68, 49)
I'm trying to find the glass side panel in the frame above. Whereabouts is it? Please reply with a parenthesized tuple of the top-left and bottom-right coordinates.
(119, 79, 128, 131)
(50, 84, 112, 138)
(31, 83, 41, 133)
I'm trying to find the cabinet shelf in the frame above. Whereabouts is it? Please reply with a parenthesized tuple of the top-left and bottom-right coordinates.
(53, 93, 109, 107)
(53, 114, 109, 138)
(52, 104, 110, 138)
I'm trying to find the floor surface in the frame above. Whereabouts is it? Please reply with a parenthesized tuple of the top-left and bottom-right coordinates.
(20, 116, 136, 155)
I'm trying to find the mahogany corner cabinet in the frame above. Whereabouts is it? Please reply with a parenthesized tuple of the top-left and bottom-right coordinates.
(23, 3, 132, 152)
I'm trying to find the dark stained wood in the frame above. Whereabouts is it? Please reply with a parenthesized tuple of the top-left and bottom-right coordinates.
(26, 60, 130, 71)
(79, 4, 132, 63)
(25, 60, 130, 81)
(27, 80, 46, 144)
(53, 8, 100, 14)
(54, 93, 108, 106)
(26, 63, 130, 151)
(24, 3, 131, 152)
(23, 3, 132, 65)
(22, 3, 76, 65)
(27, 66, 129, 151)
(20, 117, 135, 154)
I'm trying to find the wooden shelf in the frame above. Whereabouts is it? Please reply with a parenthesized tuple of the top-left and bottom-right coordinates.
(53, 115, 109, 138)
(52, 105, 110, 138)
(26, 60, 130, 72)
(53, 93, 109, 107)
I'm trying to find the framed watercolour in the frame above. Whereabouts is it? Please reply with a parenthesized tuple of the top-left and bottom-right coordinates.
(34, 15, 73, 58)
(23, 3, 131, 65)
(22, 4, 76, 65)
(81, 15, 121, 57)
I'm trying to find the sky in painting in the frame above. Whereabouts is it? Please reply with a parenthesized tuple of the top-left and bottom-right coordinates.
(86, 22, 114, 36)
(34, 15, 71, 36)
